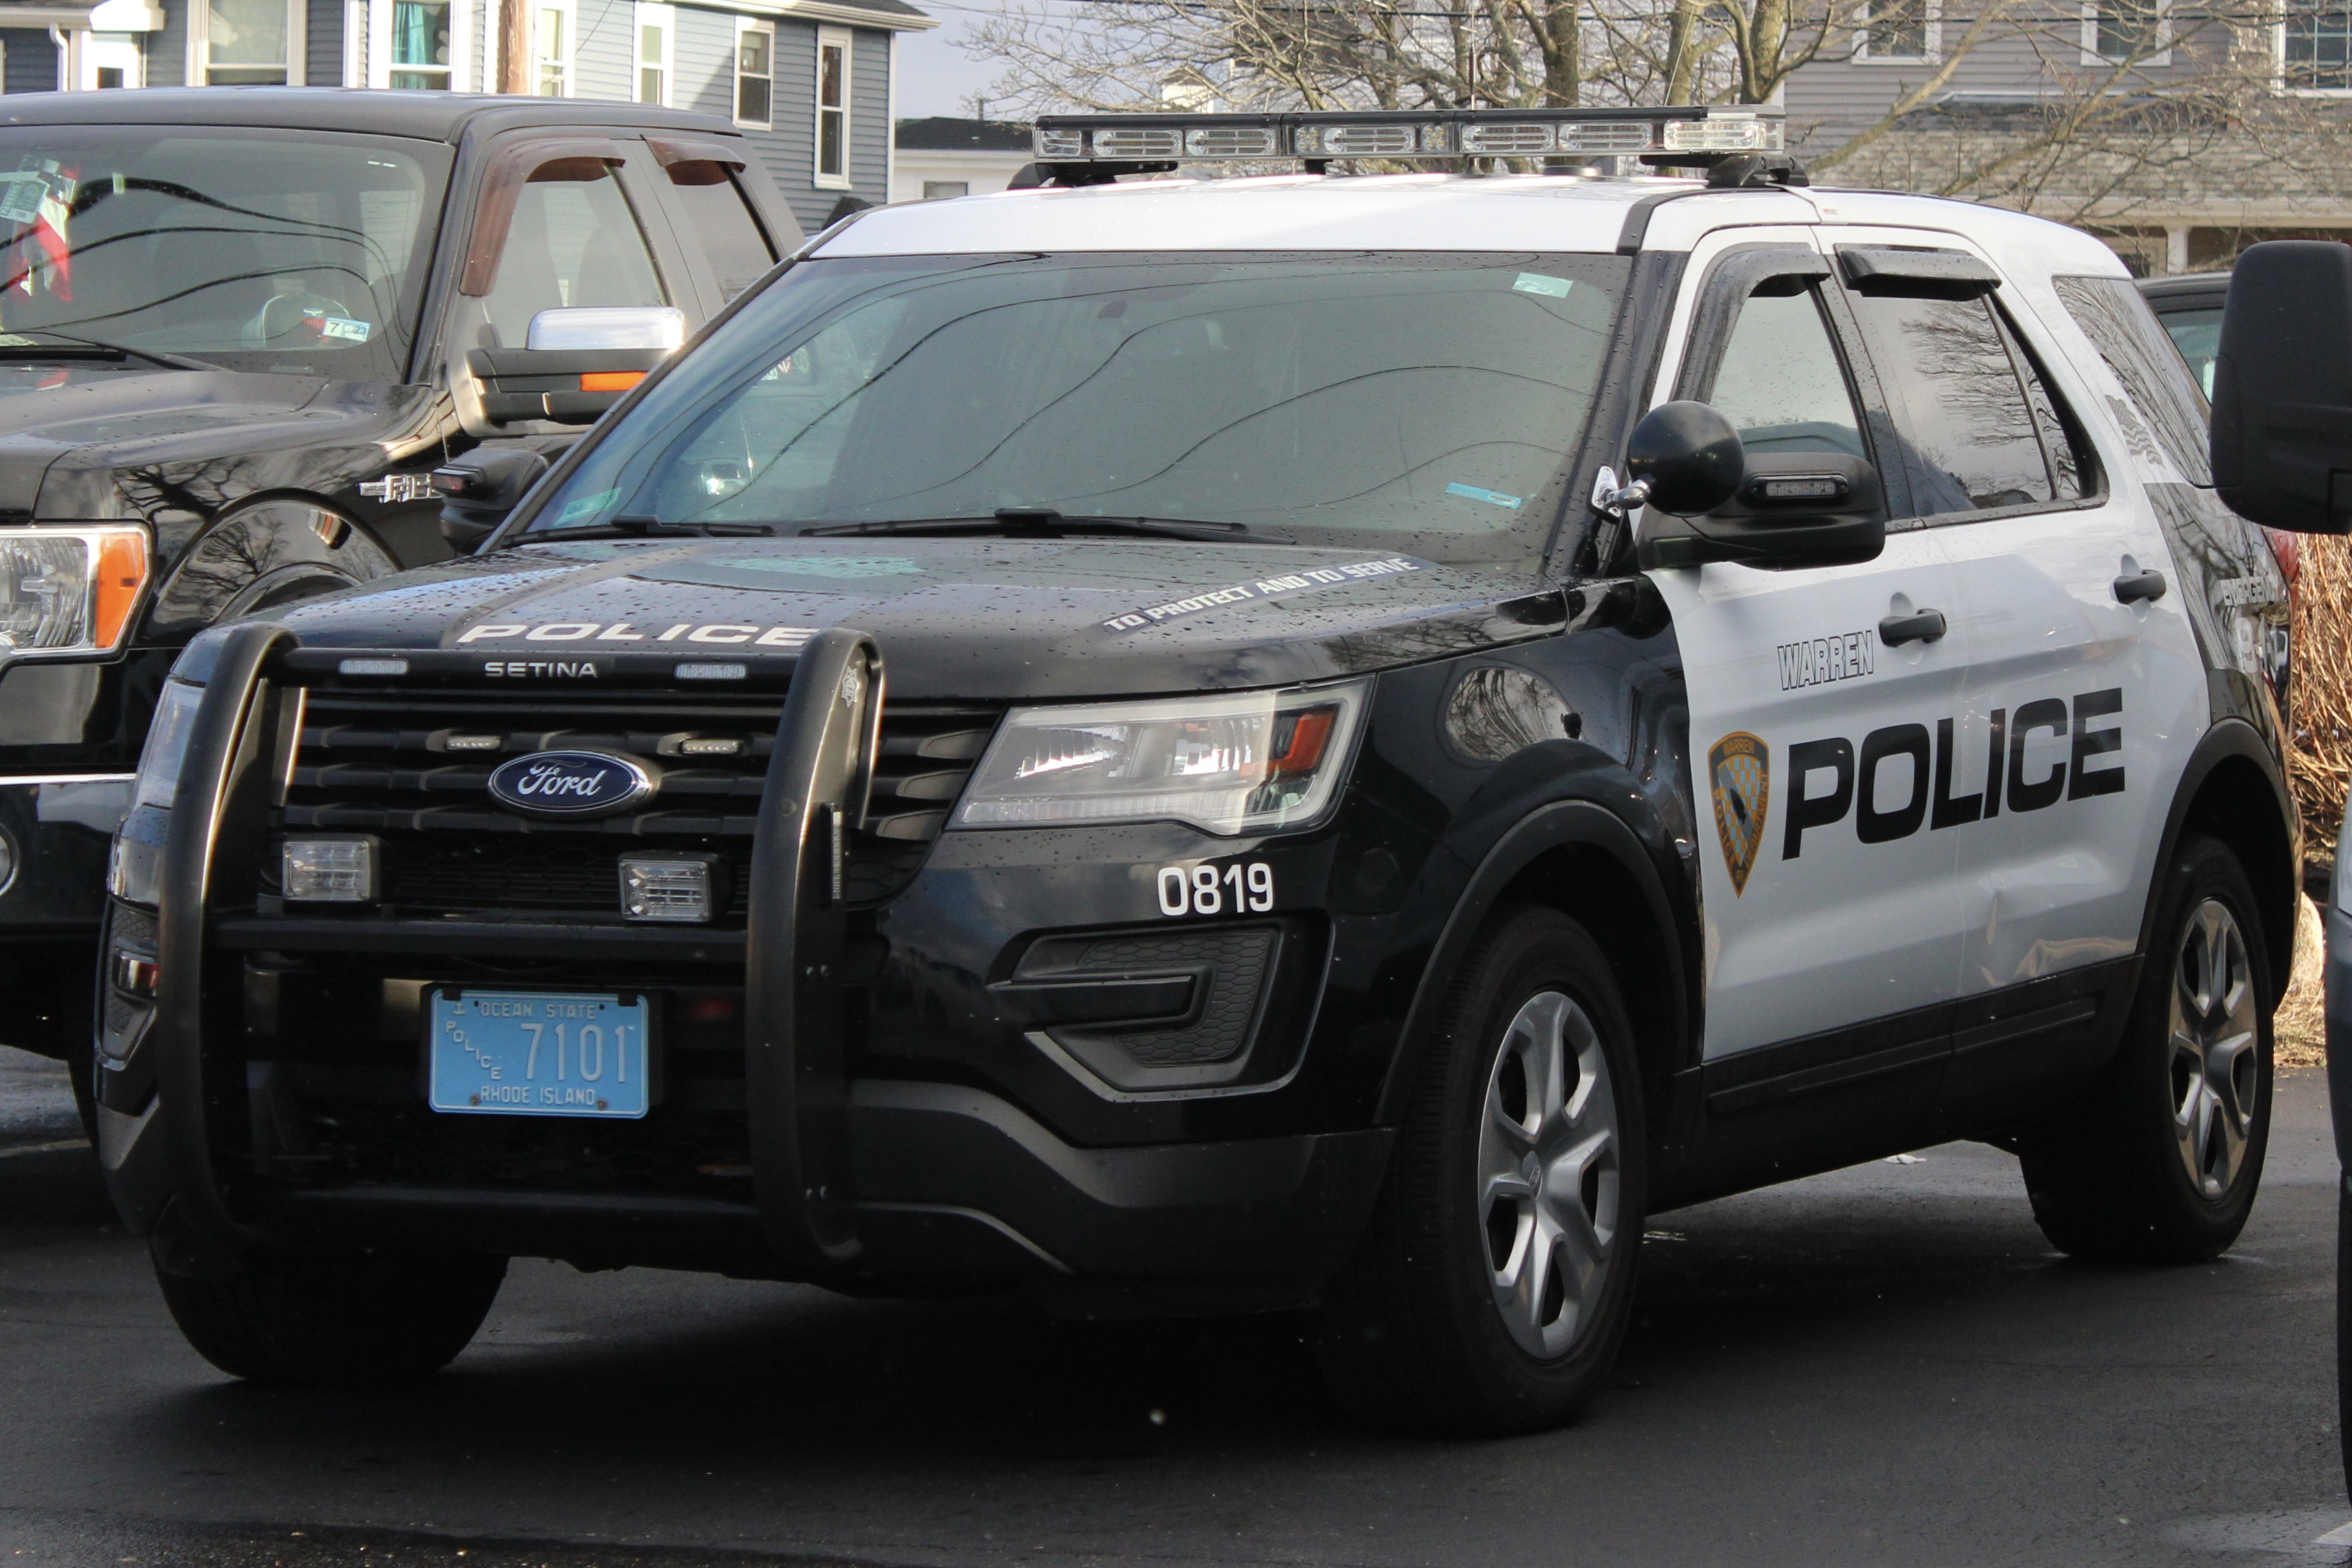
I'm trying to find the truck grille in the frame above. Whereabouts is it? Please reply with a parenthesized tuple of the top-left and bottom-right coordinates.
(275, 689, 999, 920)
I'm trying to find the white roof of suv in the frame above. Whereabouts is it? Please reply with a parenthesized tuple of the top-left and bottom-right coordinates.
(817, 174, 2130, 279)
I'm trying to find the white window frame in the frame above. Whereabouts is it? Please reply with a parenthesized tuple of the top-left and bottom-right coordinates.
(187, 0, 306, 85)
(1854, 0, 1939, 61)
(2080, 0, 2171, 66)
(2276, 0, 2352, 93)
(733, 17, 773, 130)
(367, 0, 470, 89)
(813, 24, 850, 189)
(531, 0, 572, 96)
(633, 0, 672, 105)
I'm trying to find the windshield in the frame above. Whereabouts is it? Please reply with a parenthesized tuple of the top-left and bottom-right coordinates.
(522, 250, 1631, 567)
(0, 127, 451, 379)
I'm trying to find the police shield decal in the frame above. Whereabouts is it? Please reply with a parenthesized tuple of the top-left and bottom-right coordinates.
(1709, 732, 1770, 896)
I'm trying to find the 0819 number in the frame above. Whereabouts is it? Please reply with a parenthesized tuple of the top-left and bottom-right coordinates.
(1157, 861, 1274, 917)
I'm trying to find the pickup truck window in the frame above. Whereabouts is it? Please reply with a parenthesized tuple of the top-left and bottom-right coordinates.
(482, 168, 669, 348)
(0, 127, 449, 381)
(525, 250, 1630, 568)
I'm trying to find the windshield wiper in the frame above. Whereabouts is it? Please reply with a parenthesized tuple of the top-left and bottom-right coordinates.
(802, 508, 1249, 541)
(529, 516, 778, 541)
(0, 331, 217, 373)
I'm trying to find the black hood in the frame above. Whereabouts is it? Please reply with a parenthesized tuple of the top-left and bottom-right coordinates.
(0, 362, 437, 522)
(262, 536, 1570, 698)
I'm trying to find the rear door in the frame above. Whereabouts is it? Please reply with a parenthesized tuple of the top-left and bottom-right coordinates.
(1642, 227, 1971, 1078)
(641, 137, 791, 311)
(1824, 228, 2208, 1112)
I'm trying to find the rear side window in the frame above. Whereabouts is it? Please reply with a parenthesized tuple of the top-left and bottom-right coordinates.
(2052, 275, 2211, 485)
(1851, 292, 2064, 517)
(667, 168, 777, 303)
(2155, 304, 2221, 398)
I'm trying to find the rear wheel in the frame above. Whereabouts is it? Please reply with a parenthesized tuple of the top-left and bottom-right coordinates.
(2022, 834, 2272, 1263)
(157, 1249, 507, 1386)
(1313, 905, 1645, 1434)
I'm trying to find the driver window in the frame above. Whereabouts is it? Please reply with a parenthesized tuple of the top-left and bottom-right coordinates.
(483, 165, 667, 347)
(1703, 288, 1867, 459)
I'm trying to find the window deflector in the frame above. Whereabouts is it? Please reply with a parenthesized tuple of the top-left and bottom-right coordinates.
(461, 137, 629, 298)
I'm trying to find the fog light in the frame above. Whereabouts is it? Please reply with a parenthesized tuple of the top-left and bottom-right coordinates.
(108, 946, 157, 997)
(282, 836, 376, 902)
(620, 853, 720, 922)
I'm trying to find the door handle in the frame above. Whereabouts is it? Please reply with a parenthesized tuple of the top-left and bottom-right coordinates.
(1878, 609, 1947, 646)
(2113, 569, 2168, 604)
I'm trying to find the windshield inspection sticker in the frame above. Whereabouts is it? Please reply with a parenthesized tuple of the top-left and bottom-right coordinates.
(1446, 482, 1523, 510)
(319, 316, 371, 343)
(1513, 272, 1573, 298)
(1100, 556, 1428, 634)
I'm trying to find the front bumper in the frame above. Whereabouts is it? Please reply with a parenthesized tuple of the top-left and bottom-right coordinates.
(0, 774, 132, 1056)
(98, 625, 1407, 1305)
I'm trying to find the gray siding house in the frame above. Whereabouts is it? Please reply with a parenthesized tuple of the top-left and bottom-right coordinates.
(1785, 1, 2352, 273)
(0, 0, 930, 230)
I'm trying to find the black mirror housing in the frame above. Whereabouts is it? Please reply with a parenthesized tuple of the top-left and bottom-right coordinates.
(434, 446, 549, 552)
(1626, 400, 1745, 515)
(2212, 240, 2352, 534)
(1624, 401, 1888, 571)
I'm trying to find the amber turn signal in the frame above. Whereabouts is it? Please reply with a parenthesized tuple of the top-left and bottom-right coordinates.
(579, 371, 646, 393)
(91, 529, 149, 650)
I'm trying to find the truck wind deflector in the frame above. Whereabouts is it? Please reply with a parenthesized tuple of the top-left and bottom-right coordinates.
(1835, 245, 2002, 301)
(745, 625, 884, 1271)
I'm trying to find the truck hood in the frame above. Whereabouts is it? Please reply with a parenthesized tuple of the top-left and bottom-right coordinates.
(0, 362, 436, 521)
(263, 535, 1570, 698)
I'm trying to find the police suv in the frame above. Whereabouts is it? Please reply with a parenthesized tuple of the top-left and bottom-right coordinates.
(99, 105, 2321, 1435)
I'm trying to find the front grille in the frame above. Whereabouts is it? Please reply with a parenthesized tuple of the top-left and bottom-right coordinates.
(275, 689, 999, 921)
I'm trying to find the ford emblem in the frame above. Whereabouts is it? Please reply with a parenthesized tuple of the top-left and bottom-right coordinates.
(486, 751, 657, 818)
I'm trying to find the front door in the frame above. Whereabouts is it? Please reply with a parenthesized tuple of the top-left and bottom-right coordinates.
(1644, 229, 1971, 1064)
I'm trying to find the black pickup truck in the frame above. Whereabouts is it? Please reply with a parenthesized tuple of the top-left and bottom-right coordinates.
(0, 88, 800, 1106)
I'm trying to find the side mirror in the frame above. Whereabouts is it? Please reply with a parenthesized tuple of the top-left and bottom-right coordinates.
(432, 446, 549, 552)
(1626, 400, 1746, 515)
(1628, 401, 1889, 571)
(526, 306, 686, 351)
(2213, 241, 2352, 534)
(467, 307, 686, 428)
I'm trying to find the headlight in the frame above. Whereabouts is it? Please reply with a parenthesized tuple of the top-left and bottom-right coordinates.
(108, 678, 204, 906)
(952, 682, 1366, 836)
(132, 679, 205, 811)
(0, 526, 149, 662)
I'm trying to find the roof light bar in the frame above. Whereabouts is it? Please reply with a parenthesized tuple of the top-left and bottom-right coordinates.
(1031, 106, 1783, 165)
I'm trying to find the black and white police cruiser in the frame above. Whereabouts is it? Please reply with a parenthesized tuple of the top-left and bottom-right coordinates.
(97, 104, 2327, 1433)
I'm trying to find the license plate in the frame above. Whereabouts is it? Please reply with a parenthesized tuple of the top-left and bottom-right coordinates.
(427, 989, 651, 1119)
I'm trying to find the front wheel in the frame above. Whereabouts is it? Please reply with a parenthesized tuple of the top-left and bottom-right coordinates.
(1313, 904, 1645, 1435)
(2022, 834, 2273, 1264)
(157, 1249, 507, 1386)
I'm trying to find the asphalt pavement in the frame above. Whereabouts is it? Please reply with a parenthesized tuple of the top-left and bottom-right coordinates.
(1, 1043, 2345, 1568)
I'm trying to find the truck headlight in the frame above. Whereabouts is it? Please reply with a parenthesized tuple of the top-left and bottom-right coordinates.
(0, 526, 149, 662)
(108, 678, 205, 906)
(953, 682, 1366, 836)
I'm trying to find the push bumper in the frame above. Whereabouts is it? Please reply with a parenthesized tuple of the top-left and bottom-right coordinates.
(103, 622, 1389, 1305)
(0, 774, 132, 1056)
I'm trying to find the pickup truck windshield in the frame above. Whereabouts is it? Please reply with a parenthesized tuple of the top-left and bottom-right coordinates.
(0, 127, 450, 380)
(525, 250, 1631, 568)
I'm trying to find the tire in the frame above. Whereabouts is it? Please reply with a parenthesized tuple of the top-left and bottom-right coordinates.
(1313, 904, 1647, 1435)
(156, 1250, 508, 1386)
(66, 1044, 97, 1147)
(2021, 834, 2273, 1264)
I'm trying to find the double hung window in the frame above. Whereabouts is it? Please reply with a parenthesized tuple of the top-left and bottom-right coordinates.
(636, 1, 672, 104)
(815, 27, 850, 186)
(734, 22, 773, 129)
(197, 0, 301, 84)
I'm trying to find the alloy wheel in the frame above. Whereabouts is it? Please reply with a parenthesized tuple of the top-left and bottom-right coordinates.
(2169, 897, 2261, 1201)
(1476, 989, 1621, 1359)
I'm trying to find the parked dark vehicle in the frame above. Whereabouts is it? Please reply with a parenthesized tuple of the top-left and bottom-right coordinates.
(2140, 271, 2229, 399)
(0, 88, 800, 1114)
